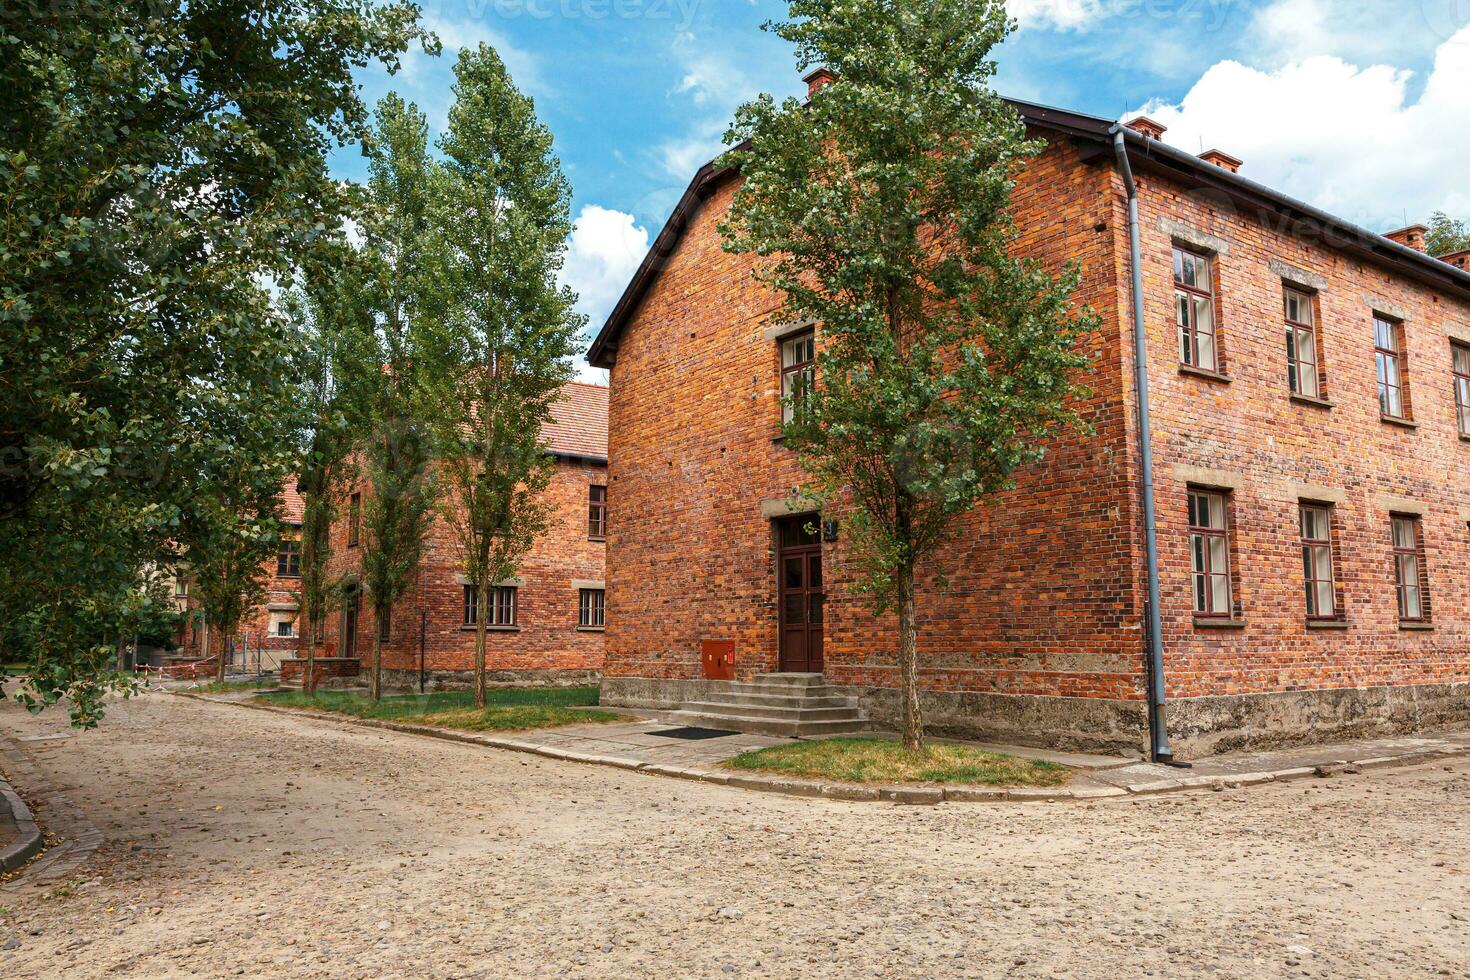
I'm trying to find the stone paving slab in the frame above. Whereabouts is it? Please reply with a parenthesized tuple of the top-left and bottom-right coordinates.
(180, 692, 1470, 807)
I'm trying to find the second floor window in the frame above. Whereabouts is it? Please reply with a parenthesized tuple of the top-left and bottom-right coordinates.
(589, 485, 607, 539)
(277, 536, 301, 577)
(1391, 516, 1425, 621)
(348, 492, 362, 547)
(1374, 316, 1406, 419)
(1284, 288, 1320, 398)
(1452, 342, 1470, 437)
(1188, 489, 1231, 617)
(1174, 247, 1217, 372)
(1300, 504, 1336, 619)
(276, 619, 295, 638)
(780, 330, 815, 424)
(579, 588, 606, 628)
(464, 585, 517, 627)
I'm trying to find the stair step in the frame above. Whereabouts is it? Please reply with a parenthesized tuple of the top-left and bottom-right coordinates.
(660, 710, 868, 739)
(702, 692, 855, 709)
(681, 701, 861, 722)
(712, 682, 851, 699)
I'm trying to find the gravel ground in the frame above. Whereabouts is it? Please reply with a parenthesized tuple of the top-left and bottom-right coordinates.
(1, 689, 1467, 979)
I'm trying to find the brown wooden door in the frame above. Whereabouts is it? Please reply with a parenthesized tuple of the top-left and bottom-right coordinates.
(341, 590, 359, 660)
(777, 515, 824, 673)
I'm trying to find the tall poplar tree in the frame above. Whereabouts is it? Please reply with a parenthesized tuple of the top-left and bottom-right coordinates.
(720, 0, 1096, 750)
(423, 45, 583, 708)
(349, 96, 439, 702)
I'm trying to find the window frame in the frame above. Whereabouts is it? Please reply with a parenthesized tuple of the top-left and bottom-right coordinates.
(1283, 287, 1321, 399)
(1374, 316, 1408, 421)
(377, 605, 391, 641)
(464, 584, 517, 628)
(1390, 515, 1427, 623)
(277, 532, 302, 578)
(578, 588, 606, 628)
(1299, 503, 1337, 621)
(1173, 247, 1219, 373)
(348, 492, 362, 547)
(275, 618, 295, 639)
(588, 484, 607, 540)
(1187, 489, 1233, 619)
(1452, 341, 1470, 438)
(779, 329, 816, 425)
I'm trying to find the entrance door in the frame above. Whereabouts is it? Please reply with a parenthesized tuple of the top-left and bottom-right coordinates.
(341, 589, 360, 659)
(777, 515, 824, 673)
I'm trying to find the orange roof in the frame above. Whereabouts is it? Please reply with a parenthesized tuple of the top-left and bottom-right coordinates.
(280, 483, 306, 524)
(543, 382, 608, 460)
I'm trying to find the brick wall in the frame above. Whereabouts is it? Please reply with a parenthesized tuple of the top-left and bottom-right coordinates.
(603, 138, 1146, 719)
(318, 456, 606, 687)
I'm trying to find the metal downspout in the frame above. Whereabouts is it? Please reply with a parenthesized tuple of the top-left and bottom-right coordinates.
(1112, 128, 1174, 764)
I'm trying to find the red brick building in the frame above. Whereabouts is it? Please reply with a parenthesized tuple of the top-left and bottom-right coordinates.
(589, 82, 1470, 757)
(280, 382, 608, 690)
(169, 486, 306, 673)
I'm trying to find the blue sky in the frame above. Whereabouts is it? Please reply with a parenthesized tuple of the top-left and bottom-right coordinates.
(335, 0, 1470, 376)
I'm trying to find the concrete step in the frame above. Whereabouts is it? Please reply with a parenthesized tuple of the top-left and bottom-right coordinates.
(711, 681, 852, 700)
(750, 672, 826, 688)
(659, 710, 868, 739)
(680, 700, 862, 723)
(701, 691, 856, 709)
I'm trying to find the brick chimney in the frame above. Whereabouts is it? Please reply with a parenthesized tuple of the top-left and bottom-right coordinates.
(1385, 224, 1429, 252)
(803, 67, 835, 98)
(1200, 149, 1242, 174)
(1439, 249, 1470, 272)
(1125, 116, 1167, 140)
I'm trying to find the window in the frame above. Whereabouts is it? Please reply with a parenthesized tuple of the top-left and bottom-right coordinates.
(276, 619, 295, 639)
(1374, 316, 1407, 419)
(1174, 248, 1218, 372)
(1391, 516, 1426, 621)
(1187, 490, 1232, 617)
(780, 330, 815, 424)
(378, 606, 391, 641)
(348, 493, 361, 547)
(1453, 342, 1470, 437)
(311, 616, 324, 644)
(174, 576, 189, 597)
(579, 588, 606, 628)
(1300, 505, 1336, 619)
(277, 534, 301, 577)
(588, 485, 607, 539)
(1284, 288, 1320, 398)
(464, 585, 516, 627)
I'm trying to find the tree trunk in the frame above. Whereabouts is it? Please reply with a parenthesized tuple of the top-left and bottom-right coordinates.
(370, 607, 383, 701)
(474, 582, 488, 708)
(304, 612, 318, 695)
(216, 629, 228, 682)
(896, 560, 923, 752)
(201, 622, 212, 679)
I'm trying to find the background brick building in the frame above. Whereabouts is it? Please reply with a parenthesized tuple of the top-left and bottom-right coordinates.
(588, 85, 1470, 756)
(281, 382, 608, 690)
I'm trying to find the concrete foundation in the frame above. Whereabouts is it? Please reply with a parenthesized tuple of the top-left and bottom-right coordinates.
(379, 668, 601, 693)
(601, 676, 1470, 758)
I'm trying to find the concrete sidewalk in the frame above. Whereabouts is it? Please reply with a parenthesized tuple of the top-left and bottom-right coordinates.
(187, 690, 1470, 804)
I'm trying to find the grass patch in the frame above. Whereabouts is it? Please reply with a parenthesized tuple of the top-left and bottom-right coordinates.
(257, 686, 628, 733)
(191, 679, 277, 694)
(724, 737, 1070, 787)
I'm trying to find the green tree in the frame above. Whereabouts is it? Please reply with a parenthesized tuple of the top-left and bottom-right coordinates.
(719, 0, 1096, 751)
(283, 255, 365, 693)
(0, 0, 432, 723)
(422, 45, 584, 708)
(1426, 211, 1470, 258)
(346, 97, 440, 701)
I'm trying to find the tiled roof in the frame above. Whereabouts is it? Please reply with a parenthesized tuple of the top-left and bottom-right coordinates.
(543, 382, 608, 460)
(280, 483, 305, 524)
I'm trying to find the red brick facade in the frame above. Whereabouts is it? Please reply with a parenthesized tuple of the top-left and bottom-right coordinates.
(285, 383, 608, 690)
(591, 100, 1470, 755)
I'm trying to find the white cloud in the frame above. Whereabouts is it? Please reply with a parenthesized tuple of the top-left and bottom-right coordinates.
(1008, 0, 1107, 31)
(1246, 0, 1446, 65)
(561, 205, 651, 334)
(1137, 22, 1470, 231)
